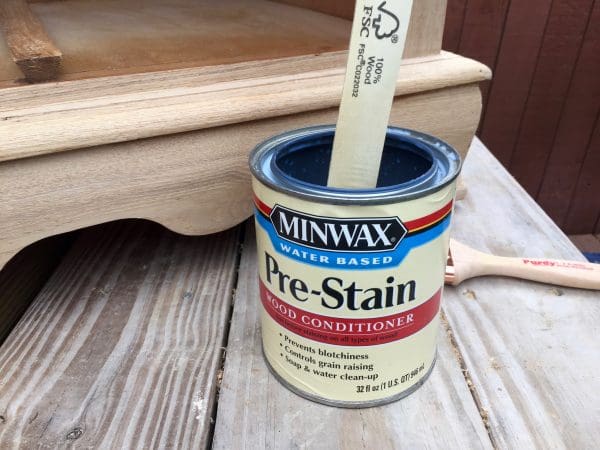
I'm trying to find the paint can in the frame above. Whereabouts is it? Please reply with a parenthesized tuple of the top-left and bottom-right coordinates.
(249, 125, 461, 407)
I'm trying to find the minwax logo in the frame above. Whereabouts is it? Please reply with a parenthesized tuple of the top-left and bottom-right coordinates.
(270, 205, 407, 252)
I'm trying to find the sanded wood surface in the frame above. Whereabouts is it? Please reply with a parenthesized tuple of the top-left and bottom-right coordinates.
(444, 139, 600, 448)
(0, 0, 62, 81)
(0, 221, 240, 448)
(275, 0, 447, 58)
(0, 0, 350, 85)
(213, 224, 493, 449)
(0, 0, 446, 84)
(0, 82, 484, 270)
(0, 51, 490, 162)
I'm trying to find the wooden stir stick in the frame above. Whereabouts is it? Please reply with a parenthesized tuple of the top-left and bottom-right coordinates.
(328, 0, 414, 188)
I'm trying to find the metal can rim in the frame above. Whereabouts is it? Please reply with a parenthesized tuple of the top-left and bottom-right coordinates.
(263, 345, 438, 408)
(249, 125, 462, 205)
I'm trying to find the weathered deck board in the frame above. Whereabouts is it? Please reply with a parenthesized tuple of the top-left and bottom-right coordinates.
(444, 139, 600, 449)
(213, 223, 493, 450)
(0, 221, 240, 448)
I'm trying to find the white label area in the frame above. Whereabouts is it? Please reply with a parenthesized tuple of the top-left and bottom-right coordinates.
(253, 179, 456, 403)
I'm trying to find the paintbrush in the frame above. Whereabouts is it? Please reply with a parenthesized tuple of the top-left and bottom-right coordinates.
(445, 239, 600, 290)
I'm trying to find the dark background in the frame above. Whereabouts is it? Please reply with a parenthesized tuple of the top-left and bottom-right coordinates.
(443, 0, 599, 235)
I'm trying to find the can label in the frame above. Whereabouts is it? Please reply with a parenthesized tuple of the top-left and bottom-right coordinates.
(253, 179, 455, 404)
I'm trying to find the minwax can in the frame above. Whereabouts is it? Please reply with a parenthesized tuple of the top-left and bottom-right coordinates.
(249, 125, 461, 407)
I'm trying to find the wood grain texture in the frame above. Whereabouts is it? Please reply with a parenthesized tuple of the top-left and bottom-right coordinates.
(0, 232, 73, 344)
(0, 0, 61, 81)
(213, 222, 493, 450)
(479, 0, 553, 166)
(0, 51, 490, 162)
(403, 0, 447, 58)
(0, 221, 240, 448)
(563, 115, 600, 234)
(456, 0, 510, 123)
(445, 139, 600, 448)
(273, 0, 447, 58)
(536, 1, 600, 229)
(508, 0, 594, 197)
(445, 0, 600, 234)
(0, 81, 484, 270)
(0, 0, 351, 85)
(442, 0, 467, 52)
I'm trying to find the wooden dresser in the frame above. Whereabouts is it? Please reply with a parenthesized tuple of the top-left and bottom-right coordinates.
(0, 0, 490, 268)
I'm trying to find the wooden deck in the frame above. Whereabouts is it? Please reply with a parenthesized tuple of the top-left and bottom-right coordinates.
(0, 139, 598, 448)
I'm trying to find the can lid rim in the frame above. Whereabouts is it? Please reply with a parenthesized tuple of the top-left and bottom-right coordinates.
(249, 125, 462, 205)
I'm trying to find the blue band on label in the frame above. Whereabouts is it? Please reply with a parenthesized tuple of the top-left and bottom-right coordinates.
(255, 209, 450, 270)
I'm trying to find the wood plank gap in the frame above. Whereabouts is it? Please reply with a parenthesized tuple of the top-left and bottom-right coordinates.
(456, 0, 470, 54)
(441, 0, 468, 52)
(479, 0, 553, 166)
(563, 109, 600, 233)
(457, 0, 511, 131)
(534, 0, 600, 229)
(507, 0, 593, 196)
(0, 0, 62, 82)
(206, 221, 247, 446)
(441, 311, 498, 450)
(213, 222, 494, 449)
(0, 220, 242, 448)
(479, 0, 512, 128)
(534, 0, 597, 200)
(446, 138, 600, 448)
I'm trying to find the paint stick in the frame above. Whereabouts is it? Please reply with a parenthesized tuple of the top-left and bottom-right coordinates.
(328, 1, 414, 188)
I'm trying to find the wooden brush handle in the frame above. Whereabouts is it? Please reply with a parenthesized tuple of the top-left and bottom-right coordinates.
(485, 256, 600, 290)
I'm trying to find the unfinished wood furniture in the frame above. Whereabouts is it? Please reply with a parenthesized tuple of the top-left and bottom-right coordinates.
(0, 139, 597, 448)
(0, 0, 491, 269)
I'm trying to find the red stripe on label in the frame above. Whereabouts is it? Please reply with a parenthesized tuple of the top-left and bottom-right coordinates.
(260, 280, 441, 346)
(254, 195, 272, 216)
(404, 200, 453, 232)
